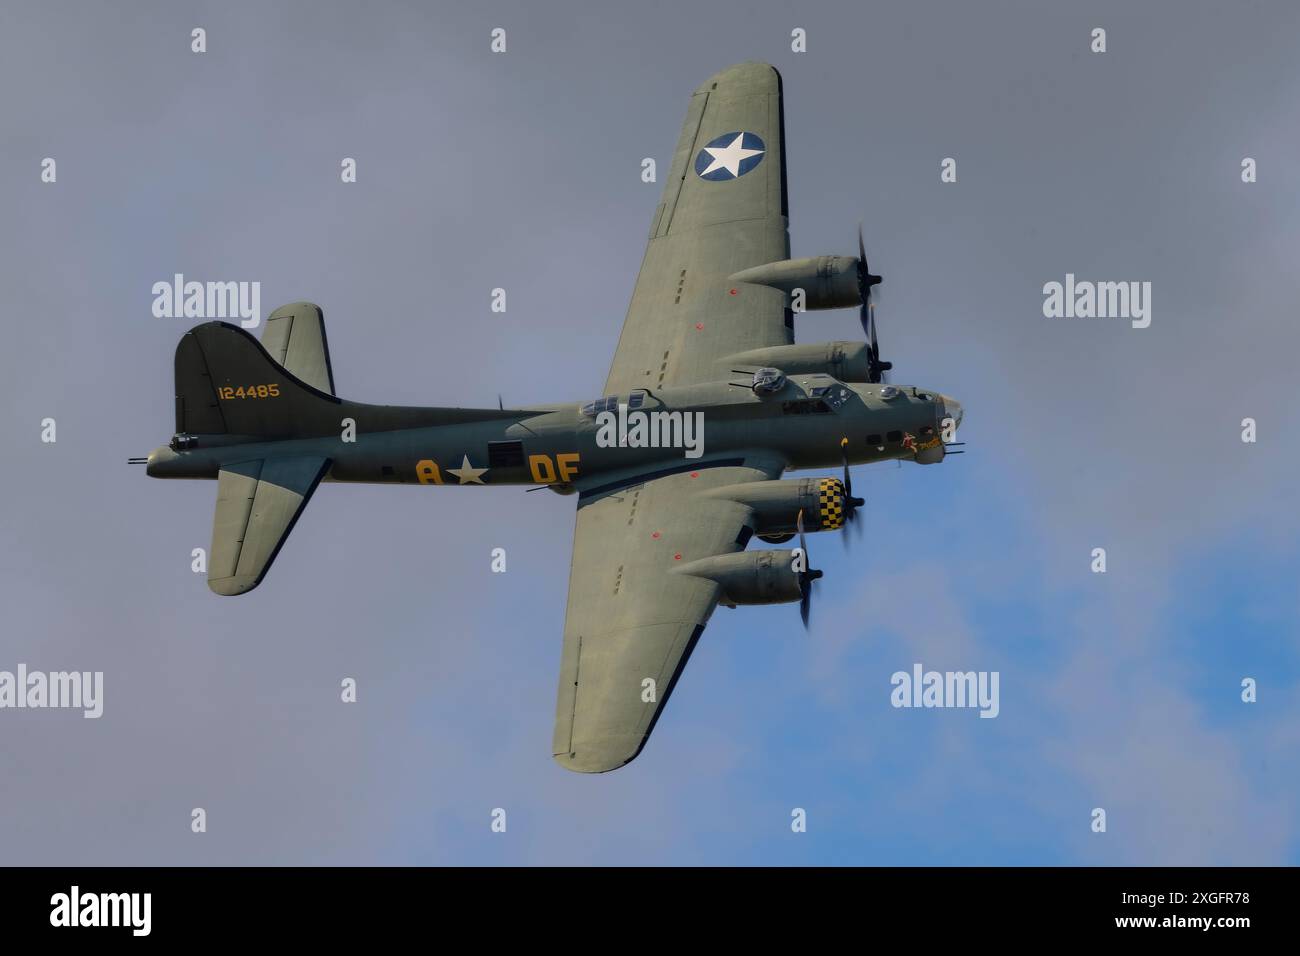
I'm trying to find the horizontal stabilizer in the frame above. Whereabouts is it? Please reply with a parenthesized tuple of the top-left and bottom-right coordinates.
(262, 302, 335, 395)
(210, 456, 330, 596)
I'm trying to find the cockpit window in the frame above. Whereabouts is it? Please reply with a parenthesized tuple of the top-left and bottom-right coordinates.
(809, 384, 852, 410)
(580, 396, 617, 417)
(879, 385, 902, 400)
(582, 393, 646, 417)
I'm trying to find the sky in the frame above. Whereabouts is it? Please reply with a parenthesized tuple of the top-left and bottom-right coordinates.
(1, 0, 1298, 865)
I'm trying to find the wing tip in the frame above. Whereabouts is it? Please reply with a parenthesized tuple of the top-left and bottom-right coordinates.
(207, 575, 258, 596)
(553, 736, 648, 774)
(267, 300, 322, 318)
(695, 61, 781, 96)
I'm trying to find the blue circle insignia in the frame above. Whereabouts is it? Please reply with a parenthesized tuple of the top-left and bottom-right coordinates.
(694, 131, 766, 181)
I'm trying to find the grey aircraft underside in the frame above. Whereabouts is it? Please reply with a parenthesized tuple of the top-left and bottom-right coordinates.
(139, 62, 963, 773)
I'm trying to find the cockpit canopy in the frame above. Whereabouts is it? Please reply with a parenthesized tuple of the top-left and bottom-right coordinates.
(750, 369, 850, 410)
(807, 383, 852, 410)
(780, 382, 853, 415)
(580, 391, 646, 418)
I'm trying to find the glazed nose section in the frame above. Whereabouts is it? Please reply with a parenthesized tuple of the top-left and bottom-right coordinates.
(939, 395, 963, 430)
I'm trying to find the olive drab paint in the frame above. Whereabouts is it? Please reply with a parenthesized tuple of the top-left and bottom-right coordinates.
(141, 63, 963, 775)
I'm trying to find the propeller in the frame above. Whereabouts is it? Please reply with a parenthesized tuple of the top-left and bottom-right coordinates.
(857, 224, 891, 384)
(796, 508, 824, 629)
(839, 438, 866, 544)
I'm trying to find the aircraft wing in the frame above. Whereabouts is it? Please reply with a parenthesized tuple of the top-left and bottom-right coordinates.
(552, 459, 779, 772)
(603, 62, 791, 394)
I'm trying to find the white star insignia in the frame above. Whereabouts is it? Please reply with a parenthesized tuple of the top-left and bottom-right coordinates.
(699, 133, 764, 178)
(447, 454, 489, 484)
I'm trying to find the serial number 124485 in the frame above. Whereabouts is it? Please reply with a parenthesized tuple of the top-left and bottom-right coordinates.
(218, 384, 280, 400)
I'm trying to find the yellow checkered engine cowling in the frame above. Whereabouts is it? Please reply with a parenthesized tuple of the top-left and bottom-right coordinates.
(706, 476, 850, 537)
(814, 476, 847, 531)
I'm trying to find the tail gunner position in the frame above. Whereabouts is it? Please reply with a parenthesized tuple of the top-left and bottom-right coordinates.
(138, 62, 963, 773)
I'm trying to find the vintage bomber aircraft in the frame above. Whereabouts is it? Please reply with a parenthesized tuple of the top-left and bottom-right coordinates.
(139, 62, 962, 773)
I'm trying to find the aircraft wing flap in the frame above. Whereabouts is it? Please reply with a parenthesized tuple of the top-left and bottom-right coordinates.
(209, 456, 330, 596)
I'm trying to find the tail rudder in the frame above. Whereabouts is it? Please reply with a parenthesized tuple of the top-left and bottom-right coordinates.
(174, 320, 342, 440)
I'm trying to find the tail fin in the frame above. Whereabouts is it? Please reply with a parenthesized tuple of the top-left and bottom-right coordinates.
(167, 320, 529, 595)
(175, 321, 343, 440)
(174, 320, 522, 440)
(172, 321, 338, 594)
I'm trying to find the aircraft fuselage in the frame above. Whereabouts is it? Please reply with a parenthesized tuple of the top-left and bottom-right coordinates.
(147, 375, 961, 491)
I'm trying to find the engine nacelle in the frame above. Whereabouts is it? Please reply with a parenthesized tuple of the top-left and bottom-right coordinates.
(721, 341, 873, 381)
(704, 477, 849, 534)
(729, 256, 861, 311)
(674, 550, 803, 607)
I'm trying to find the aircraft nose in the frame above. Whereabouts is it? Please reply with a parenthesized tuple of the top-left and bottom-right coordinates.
(941, 395, 963, 430)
